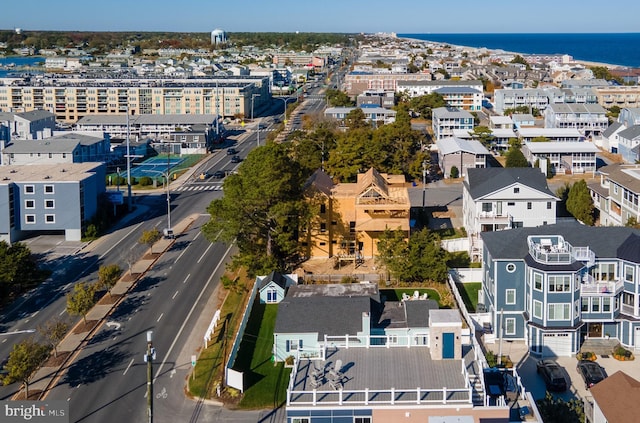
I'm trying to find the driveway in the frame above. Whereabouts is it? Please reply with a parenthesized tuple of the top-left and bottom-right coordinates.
(488, 341, 640, 403)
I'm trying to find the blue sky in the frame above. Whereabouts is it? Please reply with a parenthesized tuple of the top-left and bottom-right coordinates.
(2, 0, 640, 33)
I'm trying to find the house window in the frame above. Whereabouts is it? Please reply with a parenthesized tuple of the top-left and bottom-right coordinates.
(44, 185, 54, 194)
(506, 289, 516, 305)
(286, 339, 303, 352)
(320, 204, 326, 214)
(45, 199, 55, 209)
(613, 184, 618, 194)
(506, 263, 516, 273)
(25, 214, 36, 224)
(548, 275, 571, 292)
(482, 202, 492, 212)
(388, 334, 399, 345)
(25, 199, 35, 209)
(625, 265, 634, 282)
(548, 303, 570, 320)
(320, 223, 326, 233)
(349, 221, 356, 233)
(507, 202, 515, 206)
(45, 214, 55, 224)
(547, 201, 552, 209)
(292, 419, 310, 423)
(514, 187, 520, 194)
(533, 272, 543, 291)
(582, 297, 589, 312)
(533, 300, 542, 319)
(266, 288, 278, 303)
(354, 418, 372, 423)
(527, 202, 532, 210)
(592, 297, 600, 312)
(505, 318, 516, 335)
(24, 185, 35, 194)
(603, 297, 611, 312)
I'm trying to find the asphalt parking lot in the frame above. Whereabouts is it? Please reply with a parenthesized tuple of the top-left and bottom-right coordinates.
(487, 340, 640, 403)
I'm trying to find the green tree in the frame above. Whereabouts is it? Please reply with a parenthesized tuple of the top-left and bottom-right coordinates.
(566, 179, 595, 225)
(325, 89, 353, 107)
(66, 282, 97, 324)
(2, 338, 50, 399)
(202, 142, 308, 276)
(409, 92, 447, 120)
(326, 128, 372, 181)
(344, 108, 368, 130)
(0, 241, 43, 298)
(531, 136, 549, 142)
(37, 319, 68, 358)
(510, 55, 531, 70)
(375, 228, 409, 283)
(536, 391, 585, 423)
(505, 147, 529, 168)
(468, 126, 494, 148)
(98, 264, 122, 298)
(625, 216, 640, 229)
(450, 166, 460, 178)
(138, 228, 162, 254)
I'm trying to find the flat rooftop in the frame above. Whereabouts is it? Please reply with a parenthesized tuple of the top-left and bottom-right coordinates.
(288, 346, 471, 406)
(0, 163, 103, 183)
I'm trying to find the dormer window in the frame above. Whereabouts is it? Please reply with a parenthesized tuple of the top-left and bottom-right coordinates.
(514, 187, 520, 194)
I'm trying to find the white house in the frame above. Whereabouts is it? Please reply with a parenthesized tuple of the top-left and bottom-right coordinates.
(522, 141, 599, 175)
(432, 107, 474, 141)
(463, 168, 558, 260)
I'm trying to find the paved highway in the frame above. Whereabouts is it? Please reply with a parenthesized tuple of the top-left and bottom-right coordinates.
(45, 215, 233, 423)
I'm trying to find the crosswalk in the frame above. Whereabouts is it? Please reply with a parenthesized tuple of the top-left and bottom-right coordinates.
(174, 185, 223, 192)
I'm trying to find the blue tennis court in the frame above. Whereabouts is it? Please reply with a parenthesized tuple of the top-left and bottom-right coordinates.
(123, 157, 186, 178)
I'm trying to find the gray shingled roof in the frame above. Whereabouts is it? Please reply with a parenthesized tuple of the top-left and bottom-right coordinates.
(617, 234, 640, 263)
(618, 125, 640, 140)
(3, 133, 105, 153)
(481, 223, 640, 261)
(597, 164, 640, 194)
(14, 110, 55, 122)
(274, 296, 371, 339)
(259, 271, 286, 290)
(464, 168, 556, 200)
(602, 122, 623, 138)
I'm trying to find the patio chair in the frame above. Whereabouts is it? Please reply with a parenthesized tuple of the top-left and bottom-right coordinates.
(311, 363, 324, 379)
(413, 290, 419, 299)
(329, 379, 342, 390)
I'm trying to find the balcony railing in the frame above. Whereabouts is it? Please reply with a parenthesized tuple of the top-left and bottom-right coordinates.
(621, 303, 636, 316)
(580, 277, 623, 295)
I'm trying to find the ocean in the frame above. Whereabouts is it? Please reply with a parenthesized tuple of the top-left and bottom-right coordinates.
(0, 56, 45, 77)
(398, 33, 640, 68)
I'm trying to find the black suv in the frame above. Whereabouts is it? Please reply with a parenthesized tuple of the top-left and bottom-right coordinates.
(212, 170, 226, 179)
(226, 148, 237, 155)
(536, 360, 568, 392)
(230, 155, 242, 163)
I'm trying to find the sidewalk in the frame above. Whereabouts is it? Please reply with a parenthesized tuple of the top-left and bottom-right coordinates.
(21, 212, 201, 400)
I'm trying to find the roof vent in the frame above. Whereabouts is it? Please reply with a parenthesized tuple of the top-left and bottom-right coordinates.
(2, 177, 9, 181)
(60, 168, 66, 172)
(10, 169, 17, 173)
(44, 175, 50, 179)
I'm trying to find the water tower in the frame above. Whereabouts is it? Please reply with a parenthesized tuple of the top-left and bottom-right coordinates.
(211, 29, 227, 45)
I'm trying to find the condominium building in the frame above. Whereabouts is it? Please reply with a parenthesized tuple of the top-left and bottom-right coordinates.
(544, 103, 609, 137)
(592, 85, 640, 109)
(343, 71, 433, 96)
(589, 163, 640, 227)
(0, 75, 270, 123)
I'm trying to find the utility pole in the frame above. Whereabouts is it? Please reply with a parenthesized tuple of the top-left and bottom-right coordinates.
(145, 331, 155, 423)
(422, 160, 427, 209)
(126, 107, 132, 211)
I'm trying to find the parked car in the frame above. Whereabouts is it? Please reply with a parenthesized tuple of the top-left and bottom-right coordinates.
(536, 360, 568, 392)
(230, 155, 242, 163)
(576, 360, 606, 389)
(226, 148, 237, 155)
(212, 170, 226, 179)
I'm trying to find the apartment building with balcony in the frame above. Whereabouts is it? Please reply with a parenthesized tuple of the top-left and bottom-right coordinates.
(522, 141, 598, 175)
(324, 106, 397, 126)
(432, 107, 475, 141)
(343, 72, 433, 96)
(480, 223, 640, 357)
(592, 85, 640, 109)
(433, 86, 483, 111)
(0, 75, 270, 123)
(543, 103, 608, 137)
(589, 163, 640, 227)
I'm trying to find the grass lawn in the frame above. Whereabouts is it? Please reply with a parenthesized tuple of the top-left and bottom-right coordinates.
(237, 302, 290, 409)
(456, 282, 482, 312)
(188, 287, 245, 399)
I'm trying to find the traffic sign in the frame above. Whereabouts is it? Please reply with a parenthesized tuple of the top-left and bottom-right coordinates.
(191, 355, 197, 367)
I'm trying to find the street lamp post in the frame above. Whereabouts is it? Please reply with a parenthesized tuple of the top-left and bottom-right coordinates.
(251, 93, 261, 121)
(274, 96, 296, 124)
(422, 160, 427, 209)
(145, 330, 155, 423)
(126, 108, 132, 212)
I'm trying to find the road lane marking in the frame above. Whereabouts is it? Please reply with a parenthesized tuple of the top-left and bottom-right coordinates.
(172, 291, 179, 300)
(157, 313, 164, 322)
(153, 243, 234, 383)
(123, 358, 134, 375)
(193, 231, 201, 240)
(183, 274, 190, 284)
(176, 243, 190, 262)
(197, 243, 213, 264)
(59, 308, 66, 316)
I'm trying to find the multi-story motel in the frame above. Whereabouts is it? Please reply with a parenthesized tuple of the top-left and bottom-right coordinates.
(396, 80, 484, 111)
(589, 163, 640, 227)
(0, 162, 106, 243)
(0, 75, 271, 123)
(493, 87, 599, 115)
(592, 85, 640, 110)
(343, 72, 433, 96)
(543, 103, 609, 138)
(479, 223, 640, 357)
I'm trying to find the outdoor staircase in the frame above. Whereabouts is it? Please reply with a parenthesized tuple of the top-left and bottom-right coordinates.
(468, 373, 485, 406)
(580, 338, 620, 356)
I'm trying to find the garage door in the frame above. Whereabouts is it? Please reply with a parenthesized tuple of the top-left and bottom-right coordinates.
(542, 333, 573, 357)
